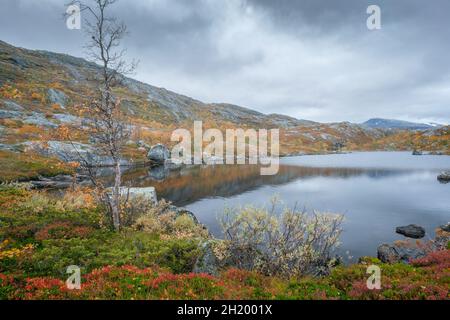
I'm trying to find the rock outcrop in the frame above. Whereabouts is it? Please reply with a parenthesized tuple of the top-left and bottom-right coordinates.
(378, 225, 449, 264)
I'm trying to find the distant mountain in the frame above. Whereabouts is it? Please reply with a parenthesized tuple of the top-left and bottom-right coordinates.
(362, 118, 440, 130)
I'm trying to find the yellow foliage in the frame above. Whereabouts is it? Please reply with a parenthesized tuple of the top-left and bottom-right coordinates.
(0, 241, 34, 260)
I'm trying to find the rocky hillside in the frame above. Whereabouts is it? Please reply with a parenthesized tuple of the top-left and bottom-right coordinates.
(0, 39, 448, 173)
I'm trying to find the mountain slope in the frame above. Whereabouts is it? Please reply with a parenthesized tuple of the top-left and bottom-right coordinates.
(0, 39, 448, 162)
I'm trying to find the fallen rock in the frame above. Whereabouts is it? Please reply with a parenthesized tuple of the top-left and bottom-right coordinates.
(147, 144, 170, 164)
(396, 224, 426, 239)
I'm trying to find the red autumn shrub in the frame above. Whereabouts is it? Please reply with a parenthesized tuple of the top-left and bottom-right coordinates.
(34, 222, 94, 241)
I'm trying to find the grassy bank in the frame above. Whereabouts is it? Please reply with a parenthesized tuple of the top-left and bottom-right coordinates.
(0, 185, 448, 300)
(0, 150, 74, 183)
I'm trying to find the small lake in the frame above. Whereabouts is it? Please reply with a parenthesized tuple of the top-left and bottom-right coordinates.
(123, 152, 450, 260)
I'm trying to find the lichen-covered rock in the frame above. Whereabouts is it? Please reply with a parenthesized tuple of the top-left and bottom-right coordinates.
(147, 144, 170, 164)
(395, 224, 426, 239)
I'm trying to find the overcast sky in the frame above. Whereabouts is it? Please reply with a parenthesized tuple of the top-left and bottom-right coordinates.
(1, 0, 449, 124)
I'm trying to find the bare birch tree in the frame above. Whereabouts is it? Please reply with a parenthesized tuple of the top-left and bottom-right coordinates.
(66, 0, 136, 230)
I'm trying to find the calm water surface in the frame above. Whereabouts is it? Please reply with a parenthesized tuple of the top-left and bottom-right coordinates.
(123, 152, 450, 259)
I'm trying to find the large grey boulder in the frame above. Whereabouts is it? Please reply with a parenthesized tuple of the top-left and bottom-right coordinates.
(147, 144, 170, 164)
(396, 224, 426, 239)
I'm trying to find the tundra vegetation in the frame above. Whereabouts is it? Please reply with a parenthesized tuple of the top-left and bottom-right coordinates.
(0, 184, 448, 300)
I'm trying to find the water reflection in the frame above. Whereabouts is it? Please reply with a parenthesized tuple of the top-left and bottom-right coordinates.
(122, 164, 419, 207)
(120, 152, 450, 258)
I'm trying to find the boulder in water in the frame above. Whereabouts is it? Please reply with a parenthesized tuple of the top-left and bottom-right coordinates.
(396, 224, 426, 239)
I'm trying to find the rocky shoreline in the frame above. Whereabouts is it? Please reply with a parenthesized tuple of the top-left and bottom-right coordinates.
(377, 223, 450, 264)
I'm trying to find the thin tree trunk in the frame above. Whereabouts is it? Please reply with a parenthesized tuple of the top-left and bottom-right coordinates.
(112, 160, 121, 231)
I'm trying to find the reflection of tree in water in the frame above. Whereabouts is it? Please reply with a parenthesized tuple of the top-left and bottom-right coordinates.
(121, 164, 410, 206)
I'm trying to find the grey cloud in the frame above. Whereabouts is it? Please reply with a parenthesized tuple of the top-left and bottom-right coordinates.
(0, 0, 449, 124)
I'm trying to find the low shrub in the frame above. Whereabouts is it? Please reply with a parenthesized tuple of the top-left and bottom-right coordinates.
(219, 199, 344, 278)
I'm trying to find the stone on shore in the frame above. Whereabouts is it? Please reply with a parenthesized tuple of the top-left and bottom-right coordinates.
(147, 144, 170, 164)
(377, 243, 428, 264)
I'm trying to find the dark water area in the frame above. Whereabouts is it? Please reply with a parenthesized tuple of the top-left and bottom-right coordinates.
(122, 152, 450, 259)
